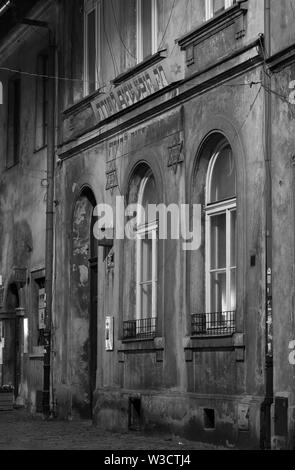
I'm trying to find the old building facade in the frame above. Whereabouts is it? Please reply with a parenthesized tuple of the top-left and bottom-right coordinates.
(0, 0, 295, 449)
(0, 0, 56, 412)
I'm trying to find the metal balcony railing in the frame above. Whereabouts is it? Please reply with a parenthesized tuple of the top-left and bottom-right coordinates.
(123, 317, 157, 340)
(191, 311, 236, 337)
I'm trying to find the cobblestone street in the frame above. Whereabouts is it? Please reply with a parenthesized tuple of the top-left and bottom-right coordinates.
(0, 410, 226, 450)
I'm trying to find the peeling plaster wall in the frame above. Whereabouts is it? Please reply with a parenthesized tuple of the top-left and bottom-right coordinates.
(270, 65, 295, 448)
(71, 194, 93, 418)
(270, 0, 295, 55)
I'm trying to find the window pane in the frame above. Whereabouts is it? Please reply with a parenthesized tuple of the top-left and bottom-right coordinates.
(210, 213, 226, 270)
(141, 282, 152, 318)
(210, 145, 236, 203)
(141, 0, 152, 59)
(87, 9, 96, 94)
(230, 210, 236, 267)
(230, 268, 236, 311)
(210, 271, 226, 312)
(213, 0, 225, 15)
(141, 174, 158, 224)
(141, 237, 152, 282)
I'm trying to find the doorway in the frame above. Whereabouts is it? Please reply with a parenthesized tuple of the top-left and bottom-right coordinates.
(1, 283, 20, 398)
(71, 188, 98, 418)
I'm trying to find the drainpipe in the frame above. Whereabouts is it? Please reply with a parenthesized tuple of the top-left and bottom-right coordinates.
(261, 0, 273, 450)
(43, 27, 56, 418)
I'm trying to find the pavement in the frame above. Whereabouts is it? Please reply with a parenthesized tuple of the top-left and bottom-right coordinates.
(0, 409, 227, 450)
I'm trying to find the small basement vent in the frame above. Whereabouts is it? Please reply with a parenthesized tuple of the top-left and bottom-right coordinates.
(128, 396, 141, 431)
(204, 408, 215, 430)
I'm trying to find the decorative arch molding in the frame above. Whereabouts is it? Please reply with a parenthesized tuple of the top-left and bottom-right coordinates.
(188, 114, 246, 207)
(70, 182, 98, 228)
(121, 152, 165, 205)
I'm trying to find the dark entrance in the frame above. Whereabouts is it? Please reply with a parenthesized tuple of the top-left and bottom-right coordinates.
(71, 188, 98, 418)
(0, 283, 20, 398)
(89, 219, 98, 413)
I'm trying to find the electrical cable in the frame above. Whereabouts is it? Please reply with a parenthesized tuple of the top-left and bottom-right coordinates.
(0, 66, 87, 84)
(169, 0, 191, 57)
(159, 0, 177, 50)
(102, 1, 119, 78)
(110, 0, 137, 61)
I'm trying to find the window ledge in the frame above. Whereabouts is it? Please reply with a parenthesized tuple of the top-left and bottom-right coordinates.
(29, 353, 44, 360)
(34, 145, 47, 154)
(63, 87, 104, 117)
(183, 333, 245, 362)
(111, 49, 167, 86)
(5, 162, 19, 171)
(176, 2, 248, 50)
(119, 336, 164, 351)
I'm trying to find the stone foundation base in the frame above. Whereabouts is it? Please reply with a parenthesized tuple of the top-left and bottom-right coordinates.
(93, 388, 263, 449)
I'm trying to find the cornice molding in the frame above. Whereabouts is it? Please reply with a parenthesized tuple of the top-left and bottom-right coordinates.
(267, 43, 295, 72)
(58, 51, 262, 161)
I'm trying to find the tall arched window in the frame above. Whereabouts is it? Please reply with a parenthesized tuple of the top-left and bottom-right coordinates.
(205, 140, 236, 330)
(136, 170, 158, 325)
(123, 167, 159, 340)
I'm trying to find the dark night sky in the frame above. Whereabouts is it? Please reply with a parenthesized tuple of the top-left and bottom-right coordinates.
(0, 0, 40, 43)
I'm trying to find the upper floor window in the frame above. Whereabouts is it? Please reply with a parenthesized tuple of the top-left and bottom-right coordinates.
(205, 141, 236, 316)
(136, 0, 158, 63)
(7, 77, 21, 168)
(84, 0, 101, 95)
(205, 0, 236, 20)
(35, 53, 49, 150)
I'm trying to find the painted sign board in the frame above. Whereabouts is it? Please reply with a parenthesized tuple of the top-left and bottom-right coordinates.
(91, 57, 184, 123)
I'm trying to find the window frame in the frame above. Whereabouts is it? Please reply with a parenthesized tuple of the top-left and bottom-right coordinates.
(136, 0, 158, 63)
(205, 142, 237, 317)
(205, 0, 236, 21)
(84, 0, 101, 96)
(135, 171, 158, 321)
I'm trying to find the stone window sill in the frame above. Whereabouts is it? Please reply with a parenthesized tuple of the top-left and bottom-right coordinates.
(29, 353, 44, 360)
(118, 337, 164, 362)
(184, 333, 245, 362)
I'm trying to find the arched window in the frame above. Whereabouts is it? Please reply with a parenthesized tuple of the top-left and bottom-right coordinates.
(135, 170, 158, 334)
(205, 140, 236, 328)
